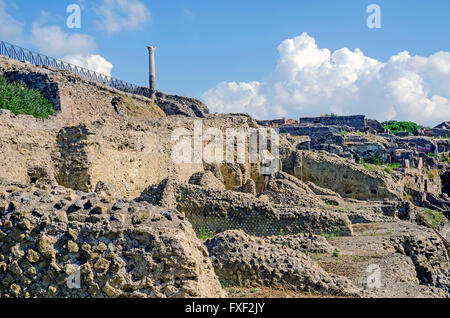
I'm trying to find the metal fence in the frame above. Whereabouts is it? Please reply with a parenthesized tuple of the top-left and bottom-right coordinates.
(0, 40, 149, 98)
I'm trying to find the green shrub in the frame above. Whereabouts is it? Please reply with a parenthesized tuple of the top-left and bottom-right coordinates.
(369, 156, 382, 166)
(364, 163, 376, 171)
(422, 209, 447, 229)
(0, 75, 54, 119)
(197, 228, 214, 240)
(382, 120, 421, 136)
(384, 163, 401, 175)
(440, 154, 450, 163)
(360, 158, 377, 170)
(320, 229, 345, 239)
(332, 249, 340, 258)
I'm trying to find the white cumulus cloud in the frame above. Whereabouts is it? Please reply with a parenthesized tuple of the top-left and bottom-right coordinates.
(95, 0, 151, 35)
(29, 22, 114, 75)
(31, 22, 97, 57)
(202, 32, 450, 126)
(63, 54, 114, 76)
(0, 4, 115, 77)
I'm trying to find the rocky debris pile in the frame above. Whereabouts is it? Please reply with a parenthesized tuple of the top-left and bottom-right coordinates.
(365, 119, 385, 134)
(280, 125, 354, 159)
(205, 230, 361, 297)
(155, 92, 209, 118)
(139, 177, 354, 237)
(306, 181, 342, 198)
(189, 171, 225, 191)
(437, 139, 450, 153)
(0, 179, 225, 298)
(263, 171, 327, 207)
(233, 179, 257, 196)
(339, 200, 415, 224)
(388, 234, 449, 293)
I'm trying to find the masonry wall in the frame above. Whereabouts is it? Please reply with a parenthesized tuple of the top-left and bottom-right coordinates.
(299, 115, 366, 131)
(0, 55, 166, 127)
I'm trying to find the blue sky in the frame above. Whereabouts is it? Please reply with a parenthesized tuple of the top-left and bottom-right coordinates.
(1, 0, 450, 124)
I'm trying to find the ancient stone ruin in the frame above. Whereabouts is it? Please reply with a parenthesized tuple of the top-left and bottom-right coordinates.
(0, 55, 449, 299)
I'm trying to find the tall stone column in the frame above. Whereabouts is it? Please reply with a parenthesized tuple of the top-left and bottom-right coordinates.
(147, 46, 156, 99)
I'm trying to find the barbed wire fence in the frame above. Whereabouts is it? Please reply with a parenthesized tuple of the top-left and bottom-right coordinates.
(0, 40, 149, 98)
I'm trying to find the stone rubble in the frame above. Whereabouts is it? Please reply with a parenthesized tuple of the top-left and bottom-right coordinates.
(0, 179, 225, 298)
(0, 55, 449, 298)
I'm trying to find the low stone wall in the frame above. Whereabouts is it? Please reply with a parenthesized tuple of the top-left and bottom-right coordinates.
(139, 179, 354, 237)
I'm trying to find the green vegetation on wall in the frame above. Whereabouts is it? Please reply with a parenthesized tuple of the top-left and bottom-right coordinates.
(384, 163, 401, 175)
(422, 209, 448, 230)
(440, 154, 450, 163)
(0, 75, 54, 119)
(381, 120, 421, 136)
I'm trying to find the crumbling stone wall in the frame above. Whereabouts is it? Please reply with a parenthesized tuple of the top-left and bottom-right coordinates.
(139, 178, 354, 237)
(299, 115, 366, 131)
(0, 110, 265, 199)
(0, 56, 165, 126)
(0, 110, 58, 185)
(0, 179, 225, 298)
(426, 128, 450, 138)
(295, 151, 403, 200)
